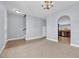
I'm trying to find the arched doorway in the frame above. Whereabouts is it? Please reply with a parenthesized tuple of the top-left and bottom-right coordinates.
(58, 15, 71, 45)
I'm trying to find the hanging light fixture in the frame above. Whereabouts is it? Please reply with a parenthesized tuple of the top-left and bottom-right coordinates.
(42, 1, 53, 10)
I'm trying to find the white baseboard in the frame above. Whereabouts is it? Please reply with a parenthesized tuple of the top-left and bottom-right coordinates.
(25, 36, 46, 40)
(46, 38, 58, 42)
(71, 44, 79, 48)
(46, 38, 79, 48)
(0, 36, 25, 54)
(0, 40, 8, 55)
(8, 36, 25, 41)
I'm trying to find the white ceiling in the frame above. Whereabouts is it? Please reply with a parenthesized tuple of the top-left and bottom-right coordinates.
(2, 1, 79, 19)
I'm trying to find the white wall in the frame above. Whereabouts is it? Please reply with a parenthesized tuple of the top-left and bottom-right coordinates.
(47, 4, 79, 46)
(26, 15, 45, 40)
(0, 2, 7, 54)
(7, 12, 26, 40)
(7, 12, 46, 40)
(42, 19, 46, 36)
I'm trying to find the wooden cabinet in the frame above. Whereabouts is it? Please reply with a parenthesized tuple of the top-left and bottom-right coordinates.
(58, 30, 70, 44)
(58, 30, 70, 37)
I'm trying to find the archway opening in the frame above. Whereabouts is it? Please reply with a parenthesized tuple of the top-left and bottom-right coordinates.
(58, 15, 71, 45)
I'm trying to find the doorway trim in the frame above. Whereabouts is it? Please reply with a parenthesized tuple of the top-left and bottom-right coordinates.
(58, 15, 71, 45)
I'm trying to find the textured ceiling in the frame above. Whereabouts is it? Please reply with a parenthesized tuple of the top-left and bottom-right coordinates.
(2, 1, 79, 19)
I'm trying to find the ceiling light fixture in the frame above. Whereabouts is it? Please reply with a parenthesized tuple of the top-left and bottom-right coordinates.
(42, 1, 53, 10)
(16, 10, 22, 14)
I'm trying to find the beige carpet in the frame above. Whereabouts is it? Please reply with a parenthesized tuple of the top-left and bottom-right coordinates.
(0, 39, 79, 58)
